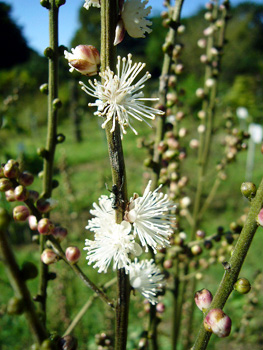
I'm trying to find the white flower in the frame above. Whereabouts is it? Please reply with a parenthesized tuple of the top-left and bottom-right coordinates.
(85, 195, 115, 233)
(125, 181, 175, 253)
(84, 221, 142, 273)
(83, 0, 100, 10)
(122, 0, 152, 38)
(79, 54, 164, 137)
(129, 258, 165, 305)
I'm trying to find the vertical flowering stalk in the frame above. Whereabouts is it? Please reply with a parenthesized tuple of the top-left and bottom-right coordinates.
(100, 1, 129, 349)
(38, 0, 63, 324)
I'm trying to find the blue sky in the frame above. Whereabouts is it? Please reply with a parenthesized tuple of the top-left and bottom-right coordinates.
(4, 0, 262, 54)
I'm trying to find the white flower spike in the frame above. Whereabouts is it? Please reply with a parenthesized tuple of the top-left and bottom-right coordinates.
(129, 258, 165, 305)
(80, 54, 164, 137)
(125, 180, 175, 253)
(83, 0, 100, 10)
(84, 221, 142, 273)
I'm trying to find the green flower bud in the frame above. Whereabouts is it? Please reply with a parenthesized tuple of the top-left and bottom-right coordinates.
(55, 0, 66, 7)
(52, 98, 62, 110)
(39, 83, 49, 95)
(234, 278, 251, 294)
(4, 160, 19, 178)
(56, 133, 66, 143)
(0, 178, 13, 192)
(44, 47, 53, 59)
(13, 205, 30, 221)
(40, 0, 50, 9)
(241, 182, 257, 200)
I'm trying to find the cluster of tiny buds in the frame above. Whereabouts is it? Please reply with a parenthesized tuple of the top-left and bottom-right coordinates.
(1, 159, 81, 267)
(95, 332, 113, 350)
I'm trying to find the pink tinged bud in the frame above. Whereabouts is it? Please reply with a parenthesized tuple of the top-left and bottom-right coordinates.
(37, 218, 54, 235)
(196, 88, 205, 99)
(0, 178, 13, 192)
(196, 229, 206, 239)
(65, 246, 81, 264)
(156, 302, 165, 313)
(64, 45, 100, 76)
(18, 171, 34, 186)
(257, 208, 263, 226)
(5, 189, 16, 202)
(204, 309, 232, 338)
(234, 278, 251, 294)
(28, 190, 39, 202)
(195, 289, 213, 312)
(13, 205, 30, 221)
(28, 215, 38, 230)
(14, 185, 29, 201)
(3, 160, 19, 178)
(41, 249, 58, 265)
(52, 226, 68, 242)
(163, 259, 173, 269)
(114, 19, 126, 46)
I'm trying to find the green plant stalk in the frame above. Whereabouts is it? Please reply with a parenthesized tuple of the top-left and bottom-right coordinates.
(152, 0, 185, 189)
(192, 177, 263, 350)
(38, 0, 60, 323)
(0, 228, 48, 344)
(149, 2, 185, 349)
(100, 1, 130, 349)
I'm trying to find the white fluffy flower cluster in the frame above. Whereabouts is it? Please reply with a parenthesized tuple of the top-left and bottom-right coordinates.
(80, 54, 164, 137)
(84, 181, 175, 304)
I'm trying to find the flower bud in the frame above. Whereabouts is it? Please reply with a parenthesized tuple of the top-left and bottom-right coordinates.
(241, 182, 257, 200)
(13, 205, 30, 221)
(28, 215, 38, 230)
(21, 261, 38, 280)
(7, 296, 24, 315)
(197, 38, 207, 48)
(38, 218, 55, 235)
(28, 190, 40, 202)
(204, 308, 232, 337)
(5, 189, 16, 202)
(64, 45, 100, 76)
(189, 139, 199, 149)
(163, 259, 173, 269)
(41, 249, 58, 265)
(58, 335, 78, 350)
(204, 240, 213, 249)
(4, 160, 19, 178)
(196, 88, 205, 99)
(14, 185, 29, 201)
(0, 178, 13, 192)
(156, 302, 165, 313)
(191, 244, 202, 256)
(52, 226, 68, 242)
(18, 171, 34, 187)
(65, 246, 81, 264)
(257, 208, 263, 226)
(195, 288, 213, 312)
(39, 83, 48, 94)
(196, 229, 206, 239)
(234, 278, 251, 294)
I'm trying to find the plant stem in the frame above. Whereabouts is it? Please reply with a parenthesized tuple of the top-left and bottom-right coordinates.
(192, 177, 263, 350)
(100, 1, 130, 349)
(63, 277, 117, 336)
(152, 0, 185, 189)
(0, 228, 48, 344)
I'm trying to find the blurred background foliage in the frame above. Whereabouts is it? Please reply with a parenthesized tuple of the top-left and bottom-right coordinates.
(0, 1, 263, 350)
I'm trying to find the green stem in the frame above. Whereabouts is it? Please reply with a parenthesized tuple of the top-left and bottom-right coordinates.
(38, 0, 60, 323)
(100, 1, 130, 349)
(0, 228, 48, 344)
(192, 177, 263, 349)
(152, 0, 185, 189)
